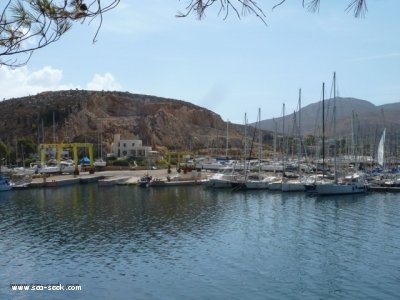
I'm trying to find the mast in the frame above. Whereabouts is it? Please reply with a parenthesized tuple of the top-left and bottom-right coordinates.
(355, 113, 359, 170)
(100, 121, 103, 160)
(42, 119, 45, 144)
(258, 108, 262, 173)
(352, 110, 356, 170)
(298, 89, 301, 173)
(333, 72, 337, 183)
(322, 82, 325, 178)
(53, 111, 56, 144)
(244, 113, 248, 171)
(226, 119, 229, 158)
(21, 144, 24, 168)
(352, 109, 355, 160)
(273, 118, 277, 173)
(282, 103, 285, 174)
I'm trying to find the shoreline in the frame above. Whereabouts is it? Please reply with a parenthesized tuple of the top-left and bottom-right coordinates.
(26, 168, 216, 188)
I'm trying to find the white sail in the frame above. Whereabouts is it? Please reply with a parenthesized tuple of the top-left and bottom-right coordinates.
(378, 128, 385, 167)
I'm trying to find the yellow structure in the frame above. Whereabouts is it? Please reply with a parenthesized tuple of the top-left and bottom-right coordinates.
(167, 152, 194, 167)
(39, 143, 94, 168)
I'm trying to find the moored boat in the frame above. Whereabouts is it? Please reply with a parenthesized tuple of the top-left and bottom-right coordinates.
(0, 179, 13, 192)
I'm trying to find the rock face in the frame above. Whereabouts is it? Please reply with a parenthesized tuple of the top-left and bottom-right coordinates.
(0, 90, 244, 156)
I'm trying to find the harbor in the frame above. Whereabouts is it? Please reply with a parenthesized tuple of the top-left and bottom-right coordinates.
(3, 166, 400, 193)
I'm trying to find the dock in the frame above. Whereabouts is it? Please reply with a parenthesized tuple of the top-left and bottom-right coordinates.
(369, 186, 400, 193)
(30, 174, 105, 188)
(148, 179, 204, 187)
(98, 176, 132, 187)
(117, 176, 138, 185)
(13, 169, 213, 189)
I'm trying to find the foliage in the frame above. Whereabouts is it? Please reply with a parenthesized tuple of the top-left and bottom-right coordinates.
(17, 137, 36, 159)
(0, 142, 8, 158)
(136, 161, 148, 167)
(155, 160, 169, 167)
(40, 108, 69, 127)
(106, 155, 117, 161)
(0, 142, 8, 170)
(305, 135, 316, 146)
(0, 0, 120, 67)
(178, 0, 369, 32)
(112, 159, 129, 166)
(23, 157, 36, 168)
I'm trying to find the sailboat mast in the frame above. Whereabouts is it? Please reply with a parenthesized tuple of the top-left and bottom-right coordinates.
(273, 118, 276, 160)
(283, 103, 285, 173)
(322, 82, 325, 178)
(352, 109, 355, 160)
(53, 111, 56, 144)
(242, 112, 249, 173)
(258, 108, 262, 173)
(333, 72, 337, 183)
(226, 119, 229, 158)
(100, 121, 103, 159)
(298, 89, 301, 173)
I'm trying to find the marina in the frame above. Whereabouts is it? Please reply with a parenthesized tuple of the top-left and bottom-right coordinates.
(2, 166, 400, 193)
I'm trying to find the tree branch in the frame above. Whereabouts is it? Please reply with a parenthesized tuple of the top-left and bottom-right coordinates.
(0, 0, 120, 68)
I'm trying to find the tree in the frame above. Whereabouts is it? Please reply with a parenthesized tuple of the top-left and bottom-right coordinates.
(177, 0, 368, 21)
(1, 0, 120, 68)
(0, 142, 8, 169)
(17, 137, 37, 159)
(271, 0, 368, 18)
(1, 0, 370, 68)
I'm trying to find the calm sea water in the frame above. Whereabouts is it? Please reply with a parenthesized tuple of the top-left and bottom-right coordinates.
(1, 184, 400, 300)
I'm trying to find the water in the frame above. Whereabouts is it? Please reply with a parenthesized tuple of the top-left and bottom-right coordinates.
(1, 185, 400, 299)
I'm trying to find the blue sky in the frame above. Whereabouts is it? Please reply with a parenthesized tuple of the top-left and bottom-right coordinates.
(1, 0, 399, 124)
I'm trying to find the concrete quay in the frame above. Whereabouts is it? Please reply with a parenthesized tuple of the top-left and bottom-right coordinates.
(29, 168, 215, 188)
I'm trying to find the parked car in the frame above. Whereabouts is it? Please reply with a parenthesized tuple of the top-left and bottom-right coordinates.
(151, 166, 158, 170)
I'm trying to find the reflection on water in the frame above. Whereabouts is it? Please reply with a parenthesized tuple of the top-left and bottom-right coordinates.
(1, 185, 400, 299)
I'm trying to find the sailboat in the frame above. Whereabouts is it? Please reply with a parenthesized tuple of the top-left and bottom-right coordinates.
(316, 72, 370, 195)
(269, 104, 286, 190)
(282, 89, 306, 192)
(246, 108, 278, 189)
(377, 128, 386, 169)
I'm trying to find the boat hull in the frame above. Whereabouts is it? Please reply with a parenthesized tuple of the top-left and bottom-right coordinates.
(281, 182, 306, 192)
(316, 182, 369, 195)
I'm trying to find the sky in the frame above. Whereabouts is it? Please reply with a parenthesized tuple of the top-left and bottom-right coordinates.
(1, 0, 400, 124)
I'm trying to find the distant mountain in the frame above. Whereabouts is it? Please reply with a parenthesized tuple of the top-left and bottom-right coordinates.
(255, 97, 400, 137)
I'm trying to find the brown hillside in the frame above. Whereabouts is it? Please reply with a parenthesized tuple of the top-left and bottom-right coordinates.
(0, 90, 245, 156)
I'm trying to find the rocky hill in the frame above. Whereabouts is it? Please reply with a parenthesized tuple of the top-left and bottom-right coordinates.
(256, 97, 400, 138)
(2, 91, 398, 159)
(0, 90, 245, 156)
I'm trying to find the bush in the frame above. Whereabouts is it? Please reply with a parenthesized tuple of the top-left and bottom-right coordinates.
(112, 160, 129, 166)
(156, 160, 169, 167)
(23, 158, 36, 168)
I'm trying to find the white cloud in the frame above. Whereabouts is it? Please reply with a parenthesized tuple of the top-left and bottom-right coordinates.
(26, 66, 63, 85)
(347, 52, 400, 62)
(86, 73, 122, 91)
(0, 67, 122, 101)
(0, 66, 76, 100)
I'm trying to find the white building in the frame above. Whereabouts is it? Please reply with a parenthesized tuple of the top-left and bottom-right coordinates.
(110, 134, 160, 162)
